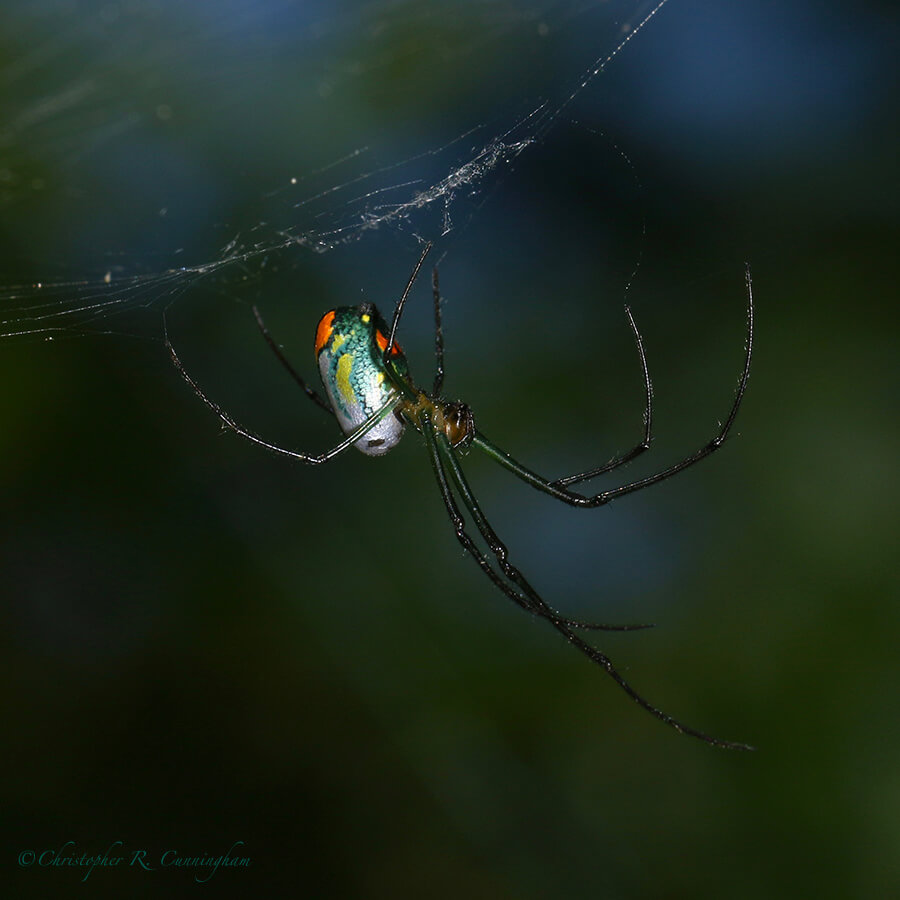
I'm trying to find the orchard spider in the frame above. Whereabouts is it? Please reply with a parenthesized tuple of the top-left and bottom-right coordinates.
(167, 243, 754, 749)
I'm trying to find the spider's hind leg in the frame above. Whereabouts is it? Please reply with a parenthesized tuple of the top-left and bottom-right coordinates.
(165, 322, 399, 464)
(251, 305, 334, 416)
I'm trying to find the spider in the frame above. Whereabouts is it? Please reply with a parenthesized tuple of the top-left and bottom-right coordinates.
(166, 243, 754, 750)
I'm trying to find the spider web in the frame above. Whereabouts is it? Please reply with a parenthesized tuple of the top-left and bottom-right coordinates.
(0, 0, 671, 343)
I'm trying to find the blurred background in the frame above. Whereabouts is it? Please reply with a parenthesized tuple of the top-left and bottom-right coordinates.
(1, 0, 897, 896)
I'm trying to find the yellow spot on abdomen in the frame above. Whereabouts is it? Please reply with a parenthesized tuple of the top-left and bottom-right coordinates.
(336, 353, 356, 406)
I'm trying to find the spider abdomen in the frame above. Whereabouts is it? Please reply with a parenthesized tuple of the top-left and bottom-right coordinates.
(315, 304, 409, 456)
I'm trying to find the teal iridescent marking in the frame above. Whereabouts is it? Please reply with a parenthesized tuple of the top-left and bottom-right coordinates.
(316, 304, 410, 456)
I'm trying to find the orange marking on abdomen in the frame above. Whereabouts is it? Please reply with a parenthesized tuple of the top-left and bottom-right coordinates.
(375, 328, 401, 356)
(315, 310, 336, 355)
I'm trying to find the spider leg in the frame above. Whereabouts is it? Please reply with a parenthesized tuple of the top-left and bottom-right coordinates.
(431, 265, 446, 396)
(251, 305, 334, 416)
(383, 241, 432, 359)
(421, 416, 626, 631)
(473, 266, 754, 509)
(552, 304, 653, 487)
(167, 331, 400, 464)
(437, 431, 652, 632)
(422, 415, 751, 750)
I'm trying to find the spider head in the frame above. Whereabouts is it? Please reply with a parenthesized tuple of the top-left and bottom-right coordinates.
(441, 400, 475, 449)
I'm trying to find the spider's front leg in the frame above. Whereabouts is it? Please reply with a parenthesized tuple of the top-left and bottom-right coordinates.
(418, 402, 647, 631)
(475, 266, 754, 508)
(420, 414, 600, 630)
(421, 414, 751, 750)
(436, 428, 652, 632)
(552, 304, 654, 488)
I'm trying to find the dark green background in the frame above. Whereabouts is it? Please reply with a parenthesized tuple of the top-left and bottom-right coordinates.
(2, 1, 897, 897)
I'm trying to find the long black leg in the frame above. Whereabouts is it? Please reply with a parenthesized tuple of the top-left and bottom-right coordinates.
(422, 415, 550, 618)
(422, 417, 643, 633)
(431, 266, 446, 396)
(422, 416, 750, 750)
(383, 241, 432, 359)
(438, 433, 651, 632)
(167, 329, 399, 463)
(251, 305, 334, 416)
(475, 266, 753, 509)
(553, 304, 653, 487)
